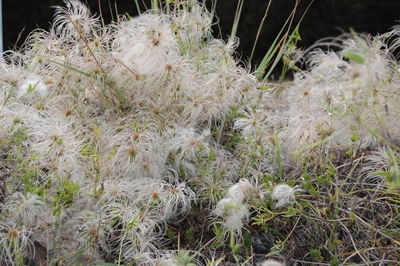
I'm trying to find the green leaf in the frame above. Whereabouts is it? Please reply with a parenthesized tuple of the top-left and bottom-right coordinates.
(342, 53, 365, 64)
(350, 132, 359, 142)
(206, 256, 225, 266)
(329, 258, 340, 266)
(309, 248, 323, 262)
(27, 83, 36, 93)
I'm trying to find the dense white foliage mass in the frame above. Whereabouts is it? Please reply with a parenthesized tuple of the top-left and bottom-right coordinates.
(0, 0, 399, 265)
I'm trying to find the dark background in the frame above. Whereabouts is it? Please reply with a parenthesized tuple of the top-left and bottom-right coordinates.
(3, 0, 400, 65)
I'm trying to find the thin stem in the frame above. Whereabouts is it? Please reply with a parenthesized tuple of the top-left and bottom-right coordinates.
(67, 17, 105, 73)
(133, 0, 142, 15)
(250, 0, 273, 63)
(152, 0, 159, 14)
(230, 0, 244, 43)
(97, 0, 105, 27)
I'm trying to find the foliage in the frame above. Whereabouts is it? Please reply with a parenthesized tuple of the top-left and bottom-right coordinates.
(0, 0, 399, 265)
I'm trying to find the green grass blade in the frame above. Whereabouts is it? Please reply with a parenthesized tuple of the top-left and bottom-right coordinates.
(133, 0, 142, 15)
(152, 0, 159, 14)
(262, 25, 301, 82)
(343, 53, 365, 64)
(255, 11, 293, 78)
(211, 0, 218, 18)
(256, 0, 313, 81)
(229, 0, 244, 42)
(47, 59, 93, 77)
(275, 133, 283, 180)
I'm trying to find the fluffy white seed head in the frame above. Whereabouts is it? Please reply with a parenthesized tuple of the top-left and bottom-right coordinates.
(112, 13, 179, 76)
(15, 74, 49, 99)
(53, 0, 99, 38)
(226, 178, 255, 202)
(0, 223, 34, 265)
(4, 192, 44, 226)
(234, 109, 267, 137)
(214, 198, 250, 232)
(260, 259, 286, 266)
(280, 33, 400, 162)
(271, 184, 298, 208)
(361, 147, 399, 186)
